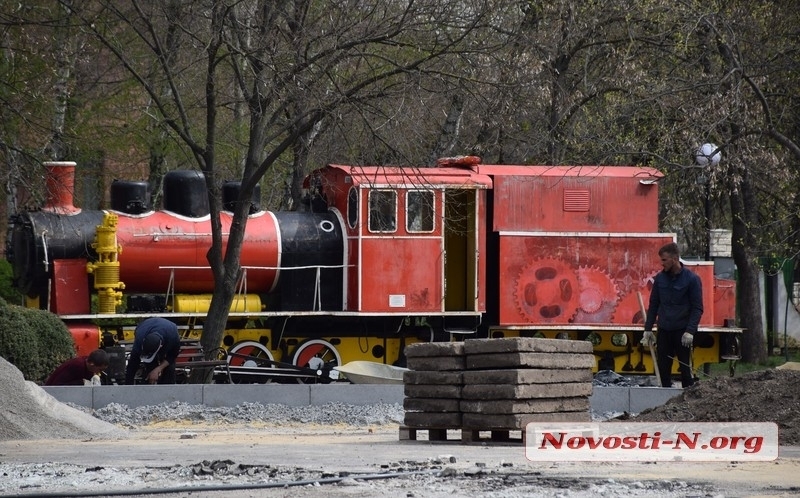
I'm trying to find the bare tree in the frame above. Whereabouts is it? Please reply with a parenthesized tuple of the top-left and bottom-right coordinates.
(68, 0, 512, 364)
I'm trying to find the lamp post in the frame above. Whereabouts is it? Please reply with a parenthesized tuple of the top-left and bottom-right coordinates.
(694, 143, 721, 261)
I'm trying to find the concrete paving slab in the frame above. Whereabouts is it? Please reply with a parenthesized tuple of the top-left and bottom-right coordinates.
(462, 368, 592, 384)
(466, 352, 594, 369)
(461, 382, 592, 399)
(403, 371, 463, 384)
(463, 337, 593, 354)
(403, 397, 460, 412)
(406, 356, 465, 371)
(460, 397, 589, 414)
(404, 342, 464, 357)
(404, 384, 462, 398)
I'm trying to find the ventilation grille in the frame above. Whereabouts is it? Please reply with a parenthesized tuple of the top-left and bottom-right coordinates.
(563, 189, 590, 212)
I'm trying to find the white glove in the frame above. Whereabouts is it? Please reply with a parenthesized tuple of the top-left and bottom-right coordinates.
(681, 332, 694, 348)
(91, 374, 102, 386)
(641, 331, 656, 346)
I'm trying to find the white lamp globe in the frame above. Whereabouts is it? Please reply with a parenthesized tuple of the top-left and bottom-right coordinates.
(695, 143, 721, 167)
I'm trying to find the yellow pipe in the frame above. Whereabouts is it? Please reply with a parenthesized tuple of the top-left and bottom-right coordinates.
(173, 294, 263, 314)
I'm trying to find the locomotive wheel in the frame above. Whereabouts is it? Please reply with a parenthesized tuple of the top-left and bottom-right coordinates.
(227, 341, 275, 383)
(291, 339, 342, 384)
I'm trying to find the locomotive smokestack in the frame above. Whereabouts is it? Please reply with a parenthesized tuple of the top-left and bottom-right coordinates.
(44, 161, 81, 214)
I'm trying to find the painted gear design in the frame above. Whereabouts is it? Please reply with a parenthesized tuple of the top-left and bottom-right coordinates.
(514, 258, 580, 323)
(616, 292, 646, 325)
(640, 269, 661, 292)
(570, 266, 620, 323)
(613, 267, 641, 296)
(614, 269, 660, 324)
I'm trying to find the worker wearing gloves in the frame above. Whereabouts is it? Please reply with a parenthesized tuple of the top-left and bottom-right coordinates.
(45, 349, 110, 386)
(641, 242, 703, 388)
(125, 317, 181, 385)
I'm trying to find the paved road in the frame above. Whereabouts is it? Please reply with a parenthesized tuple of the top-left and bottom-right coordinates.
(2, 425, 799, 497)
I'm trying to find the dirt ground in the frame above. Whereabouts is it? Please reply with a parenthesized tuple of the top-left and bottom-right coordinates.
(630, 368, 800, 445)
(2, 363, 800, 497)
(2, 419, 800, 497)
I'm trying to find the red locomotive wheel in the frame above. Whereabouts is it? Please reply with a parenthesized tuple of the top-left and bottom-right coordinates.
(227, 341, 274, 367)
(292, 339, 342, 370)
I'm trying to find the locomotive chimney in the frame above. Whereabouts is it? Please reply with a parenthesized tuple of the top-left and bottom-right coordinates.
(43, 161, 81, 214)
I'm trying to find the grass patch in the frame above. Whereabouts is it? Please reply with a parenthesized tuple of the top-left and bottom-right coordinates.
(703, 349, 800, 378)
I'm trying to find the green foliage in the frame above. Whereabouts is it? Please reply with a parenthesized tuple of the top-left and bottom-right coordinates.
(0, 260, 23, 305)
(18, 305, 77, 382)
(0, 297, 76, 383)
(0, 297, 39, 379)
(705, 349, 800, 377)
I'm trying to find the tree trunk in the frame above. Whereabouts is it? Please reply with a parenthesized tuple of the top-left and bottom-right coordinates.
(730, 170, 767, 364)
(44, 1, 76, 161)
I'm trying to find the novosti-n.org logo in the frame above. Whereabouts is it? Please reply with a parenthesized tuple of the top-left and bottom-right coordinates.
(526, 422, 778, 461)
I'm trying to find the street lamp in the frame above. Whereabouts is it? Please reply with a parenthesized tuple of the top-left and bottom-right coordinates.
(694, 143, 721, 261)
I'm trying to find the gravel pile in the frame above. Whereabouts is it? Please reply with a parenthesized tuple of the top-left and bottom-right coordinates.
(92, 400, 405, 428)
(0, 357, 126, 442)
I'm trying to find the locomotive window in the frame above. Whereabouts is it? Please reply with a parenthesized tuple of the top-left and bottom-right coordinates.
(347, 187, 358, 228)
(368, 190, 396, 232)
(406, 191, 434, 232)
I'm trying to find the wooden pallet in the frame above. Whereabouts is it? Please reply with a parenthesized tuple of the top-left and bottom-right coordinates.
(399, 426, 525, 444)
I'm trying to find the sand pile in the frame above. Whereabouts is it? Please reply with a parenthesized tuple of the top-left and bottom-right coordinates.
(0, 356, 126, 441)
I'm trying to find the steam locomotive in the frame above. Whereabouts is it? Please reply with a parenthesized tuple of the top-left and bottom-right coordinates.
(6, 157, 741, 382)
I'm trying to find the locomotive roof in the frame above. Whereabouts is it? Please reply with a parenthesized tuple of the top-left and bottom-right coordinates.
(320, 163, 662, 188)
(323, 164, 493, 188)
(472, 164, 664, 181)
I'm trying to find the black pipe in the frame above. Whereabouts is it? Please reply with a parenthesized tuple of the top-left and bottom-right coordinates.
(5, 469, 439, 498)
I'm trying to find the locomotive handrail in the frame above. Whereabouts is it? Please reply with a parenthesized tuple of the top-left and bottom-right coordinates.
(159, 264, 353, 311)
(133, 232, 222, 237)
(40, 231, 50, 271)
(226, 350, 337, 381)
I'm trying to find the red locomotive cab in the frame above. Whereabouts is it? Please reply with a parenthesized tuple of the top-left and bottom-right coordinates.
(314, 164, 491, 314)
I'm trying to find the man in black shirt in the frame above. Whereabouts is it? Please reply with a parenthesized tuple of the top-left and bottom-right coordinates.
(641, 242, 703, 388)
(125, 317, 181, 384)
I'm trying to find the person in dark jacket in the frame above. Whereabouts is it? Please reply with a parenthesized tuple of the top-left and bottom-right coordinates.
(45, 349, 110, 386)
(125, 317, 181, 385)
(641, 242, 703, 388)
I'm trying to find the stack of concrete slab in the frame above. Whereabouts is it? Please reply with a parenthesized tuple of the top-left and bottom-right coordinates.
(461, 337, 594, 431)
(402, 342, 465, 431)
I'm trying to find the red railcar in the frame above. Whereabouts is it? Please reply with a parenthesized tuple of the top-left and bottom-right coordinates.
(6, 158, 741, 382)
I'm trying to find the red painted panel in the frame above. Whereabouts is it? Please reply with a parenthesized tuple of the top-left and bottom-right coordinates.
(497, 234, 677, 326)
(713, 278, 737, 326)
(67, 324, 101, 356)
(346, 237, 360, 311)
(682, 261, 716, 326)
(114, 211, 279, 293)
(359, 237, 442, 312)
(476, 189, 488, 312)
(490, 172, 659, 233)
(50, 259, 91, 315)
